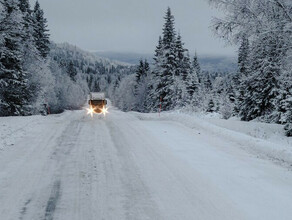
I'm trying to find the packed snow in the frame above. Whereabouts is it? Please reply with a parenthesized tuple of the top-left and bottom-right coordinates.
(0, 107, 292, 220)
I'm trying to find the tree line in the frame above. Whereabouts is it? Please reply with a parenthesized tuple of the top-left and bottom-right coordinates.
(209, 0, 292, 136)
(110, 8, 233, 115)
(110, 5, 292, 136)
(0, 0, 91, 115)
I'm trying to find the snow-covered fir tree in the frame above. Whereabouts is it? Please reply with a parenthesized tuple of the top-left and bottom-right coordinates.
(152, 7, 177, 111)
(133, 59, 150, 112)
(185, 53, 200, 108)
(67, 61, 77, 82)
(146, 36, 163, 111)
(32, 1, 50, 58)
(173, 33, 189, 108)
(233, 36, 250, 114)
(135, 59, 149, 84)
(0, 0, 31, 116)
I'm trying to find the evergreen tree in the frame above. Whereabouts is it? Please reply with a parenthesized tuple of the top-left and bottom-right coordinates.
(238, 36, 250, 79)
(185, 53, 200, 106)
(147, 36, 163, 111)
(32, 1, 50, 58)
(239, 33, 281, 121)
(136, 59, 145, 83)
(207, 99, 215, 113)
(153, 36, 163, 63)
(67, 61, 77, 82)
(278, 67, 292, 136)
(19, 0, 45, 111)
(134, 59, 150, 112)
(93, 81, 100, 92)
(19, 0, 30, 13)
(0, 0, 30, 116)
(192, 52, 201, 80)
(203, 72, 213, 91)
(173, 33, 190, 107)
(152, 7, 177, 111)
(284, 93, 292, 136)
(144, 59, 150, 73)
(234, 36, 250, 114)
(135, 59, 149, 95)
(174, 34, 185, 76)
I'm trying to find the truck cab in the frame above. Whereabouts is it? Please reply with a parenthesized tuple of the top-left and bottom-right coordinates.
(88, 92, 107, 114)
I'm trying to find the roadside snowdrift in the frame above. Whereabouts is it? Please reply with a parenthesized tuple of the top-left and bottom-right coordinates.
(131, 111, 292, 168)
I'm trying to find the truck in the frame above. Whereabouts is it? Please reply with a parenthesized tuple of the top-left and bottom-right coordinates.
(88, 92, 107, 114)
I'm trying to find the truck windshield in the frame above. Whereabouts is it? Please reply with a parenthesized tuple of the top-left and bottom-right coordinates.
(90, 100, 105, 105)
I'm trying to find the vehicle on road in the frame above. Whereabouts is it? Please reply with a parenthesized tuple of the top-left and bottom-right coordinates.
(88, 92, 108, 114)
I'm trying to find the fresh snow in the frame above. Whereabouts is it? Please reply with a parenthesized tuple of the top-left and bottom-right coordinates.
(0, 108, 292, 220)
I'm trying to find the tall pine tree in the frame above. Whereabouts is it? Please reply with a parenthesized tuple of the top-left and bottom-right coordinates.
(185, 53, 200, 107)
(0, 0, 30, 116)
(32, 1, 50, 58)
(152, 7, 176, 111)
(173, 33, 189, 107)
(239, 32, 281, 121)
(234, 36, 250, 115)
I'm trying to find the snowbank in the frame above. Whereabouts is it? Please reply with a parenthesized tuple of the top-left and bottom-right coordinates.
(130, 111, 292, 168)
(0, 111, 77, 150)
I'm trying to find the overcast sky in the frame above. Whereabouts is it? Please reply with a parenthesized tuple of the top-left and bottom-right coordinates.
(30, 0, 236, 56)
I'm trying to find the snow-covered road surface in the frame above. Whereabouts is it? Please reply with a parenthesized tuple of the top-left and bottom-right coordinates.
(0, 109, 292, 220)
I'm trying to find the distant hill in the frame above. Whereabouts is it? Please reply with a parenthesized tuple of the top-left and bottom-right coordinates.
(51, 43, 130, 69)
(94, 51, 152, 65)
(50, 43, 134, 92)
(199, 56, 237, 73)
(95, 51, 237, 72)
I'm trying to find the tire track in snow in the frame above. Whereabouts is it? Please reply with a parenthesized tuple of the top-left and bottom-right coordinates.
(19, 199, 32, 220)
(104, 114, 161, 220)
(44, 180, 61, 220)
(39, 116, 83, 220)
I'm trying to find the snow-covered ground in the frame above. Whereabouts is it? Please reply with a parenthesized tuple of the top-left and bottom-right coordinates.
(0, 108, 292, 220)
(132, 111, 292, 168)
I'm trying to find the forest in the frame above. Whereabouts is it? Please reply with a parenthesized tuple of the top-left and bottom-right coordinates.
(0, 0, 291, 136)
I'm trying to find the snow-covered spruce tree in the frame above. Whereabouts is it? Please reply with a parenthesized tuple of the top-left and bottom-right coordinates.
(213, 74, 235, 119)
(192, 52, 201, 79)
(239, 32, 282, 121)
(237, 36, 250, 80)
(18, 0, 49, 114)
(279, 82, 292, 136)
(278, 50, 292, 136)
(173, 33, 190, 108)
(32, 1, 50, 58)
(135, 59, 146, 84)
(206, 98, 215, 113)
(283, 95, 292, 136)
(234, 36, 250, 115)
(134, 59, 150, 112)
(146, 36, 163, 112)
(19, 0, 30, 13)
(93, 81, 101, 92)
(185, 53, 200, 109)
(195, 70, 213, 111)
(152, 7, 176, 111)
(203, 72, 213, 92)
(0, 0, 31, 116)
(67, 61, 77, 82)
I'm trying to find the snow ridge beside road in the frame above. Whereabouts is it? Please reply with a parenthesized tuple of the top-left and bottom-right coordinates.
(131, 111, 292, 169)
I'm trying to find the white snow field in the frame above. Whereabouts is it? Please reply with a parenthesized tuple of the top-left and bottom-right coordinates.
(0, 108, 292, 220)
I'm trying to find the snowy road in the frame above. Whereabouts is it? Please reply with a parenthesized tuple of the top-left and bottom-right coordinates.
(0, 109, 292, 220)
